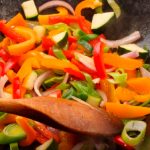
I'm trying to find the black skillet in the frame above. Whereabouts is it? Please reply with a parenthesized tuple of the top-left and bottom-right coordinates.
(0, 0, 150, 149)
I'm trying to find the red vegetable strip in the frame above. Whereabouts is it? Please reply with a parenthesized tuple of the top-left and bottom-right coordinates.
(64, 68, 85, 80)
(0, 48, 10, 61)
(0, 20, 25, 43)
(42, 37, 54, 50)
(0, 62, 5, 76)
(68, 36, 77, 43)
(12, 77, 21, 99)
(114, 136, 135, 150)
(93, 36, 107, 80)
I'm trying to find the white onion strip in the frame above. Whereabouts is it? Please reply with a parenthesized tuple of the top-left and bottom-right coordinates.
(0, 75, 8, 98)
(39, 0, 75, 15)
(140, 67, 150, 77)
(34, 71, 52, 96)
(98, 90, 108, 107)
(121, 51, 139, 58)
(101, 31, 141, 48)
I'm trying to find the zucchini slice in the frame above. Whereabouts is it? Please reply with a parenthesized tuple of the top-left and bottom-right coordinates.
(22, 0, 38, 19)
(91, 12, 115, 33)
(52, 31, 68, 47)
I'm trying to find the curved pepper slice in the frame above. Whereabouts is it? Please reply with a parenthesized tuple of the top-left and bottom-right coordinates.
(8, 27, 36, 56)
(38, 7, 69, 25)
(105, 102, 150, 119)
(75, 0, 102, 16)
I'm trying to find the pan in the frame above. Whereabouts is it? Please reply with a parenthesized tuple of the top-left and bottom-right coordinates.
(0, 0, 150, 149)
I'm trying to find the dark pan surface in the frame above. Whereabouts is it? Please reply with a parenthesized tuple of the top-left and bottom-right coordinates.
(0, 0, 150, 149)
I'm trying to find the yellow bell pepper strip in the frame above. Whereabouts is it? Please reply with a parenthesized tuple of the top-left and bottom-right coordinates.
(75, 0, 102, 16)
(38, 7, 69, 25)
(105, 102, 150, 119)
(6, 13, 27, 27)
(8, 26, 36, 56)
(17, 57, 40, 82)
(103, 53, 143, 70)
(127, 77, 150, 94)
(134, 94, 150, 103)
(36, 52, 79, 71)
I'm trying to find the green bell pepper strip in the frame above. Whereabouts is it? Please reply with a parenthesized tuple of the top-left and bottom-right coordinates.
(84, 73, 94, 88)
(53, 49, 67, 60)
(9, 142, 19, 150)
(62, 87, 76, 99)
(78, 40, 93, 52)
(56, 83, 70, 90)
(121, 120, 147, 146)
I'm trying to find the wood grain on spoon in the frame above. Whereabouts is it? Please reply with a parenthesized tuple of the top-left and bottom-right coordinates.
(0, 96, 123, 136)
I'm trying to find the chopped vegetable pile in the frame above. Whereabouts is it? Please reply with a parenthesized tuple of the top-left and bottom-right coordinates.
(0, 0, 150, 149)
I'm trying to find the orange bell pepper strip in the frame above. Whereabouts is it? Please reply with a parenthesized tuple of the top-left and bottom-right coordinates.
(125, 69, 137, 79)
(103, 53, 143, 70)
(100, 79, 119, 103)
(105, 102, 150, 119)
(6, 13, 27, 27)
(16, 116, 36, 147)
(0, 38, 10, 49)
(127, 77, 150, 94)
(38, 7, 69, 25)
(36, 52, 79, 71)
(75, 0, 102, 16)
(8, 26, 36, 56)
(115, 87, 137, 102)
(6, 70, 16, 83)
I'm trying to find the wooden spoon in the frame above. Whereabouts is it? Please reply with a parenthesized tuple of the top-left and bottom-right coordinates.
(0, 96, 123, 136)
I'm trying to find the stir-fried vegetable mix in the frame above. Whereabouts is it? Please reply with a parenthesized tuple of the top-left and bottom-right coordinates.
(0, 0, 149, 149)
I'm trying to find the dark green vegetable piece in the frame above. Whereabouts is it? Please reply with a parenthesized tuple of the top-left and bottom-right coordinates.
(9, 142, 19, 150)
(78, 40, 93, 52)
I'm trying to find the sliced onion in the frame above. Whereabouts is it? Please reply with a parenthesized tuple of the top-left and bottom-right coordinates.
(42, 89, 58, 96)
(121, 51, 139, 58)
(140, 67, 150, 77)
(106, 67, 116, 73)
(39, 0, 75, 15)
(34, 71, 52, 96)
(101, 31, 141, 48)
(62, 73, 69, 84)
(97, 90, 108, 107)
(0, 75, 8, 98)
(92, 78, 100, 84)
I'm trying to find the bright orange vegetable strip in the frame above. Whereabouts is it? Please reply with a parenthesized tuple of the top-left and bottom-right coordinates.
(6, 13, 27, 27)
(75, 0, 102, 16)
(125, 69, 137, 79)
(103, 53, 143, 70)
(38, 7, 69, 24)
(6, 70, 16, 82)
(105, 102, 150, 118)
(115, 87, 137, 101)
(134, 94, 150, 102)
(16, 116, 36, 147)
(0, 114, 16, 125)
(127, 77, 150, 94)
(8, 27, 36, 56)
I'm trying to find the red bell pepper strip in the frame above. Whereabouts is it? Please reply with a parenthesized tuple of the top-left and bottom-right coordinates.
(71, 58, 97, 75)
(93, 35, 107, 80)
(48, 47, 55, 56)
(42, 37, 54, 50)
(0, 48, 10, 61)
(0, 62, 5, 76)
(13, 77, 21, 99)
(64, 68, 85, 80)
(114, 136, 135, 150)
(0, 21, 25, 43)
(48, 89, 62, 98)
(49, 15, 92, 33)
(68, 36, 77, 43)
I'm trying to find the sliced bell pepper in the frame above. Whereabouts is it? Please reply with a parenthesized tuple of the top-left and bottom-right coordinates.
(6, 13, 27, 27)
(68, 36, 77, 43)
(125, 69, 137, 80)
(93, 36, 107, 80)
(42, 36, 54, 50)
(0, 62, 5, 77)
(105, 102, 150, 118)
(0, 21, 25, 43)
(127, 77, 150, 94)
(0, 48, 10, 61)
(8, 26, 36, 56)
(16, 117, 36, 147)
(12, 77, 21, 99)
(103, 53, 143, 70)
(48, 89, 62, 98)
(38, 7, 69, 25)
(6, 70, 16, 83)
(0, 38, 10, 49)
(75, 0, 102, 16)
(64, 68, 85, 80)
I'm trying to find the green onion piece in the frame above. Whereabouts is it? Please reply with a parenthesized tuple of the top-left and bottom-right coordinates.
(121, 120, 147, 146)
(24, 93, 32, 98)
(108, 69, 127, 86)
(107, 0, 121, 18)
(10, 142, 19, 150)
(140, 99, 150, 107)
(78, 40, 93, 52)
